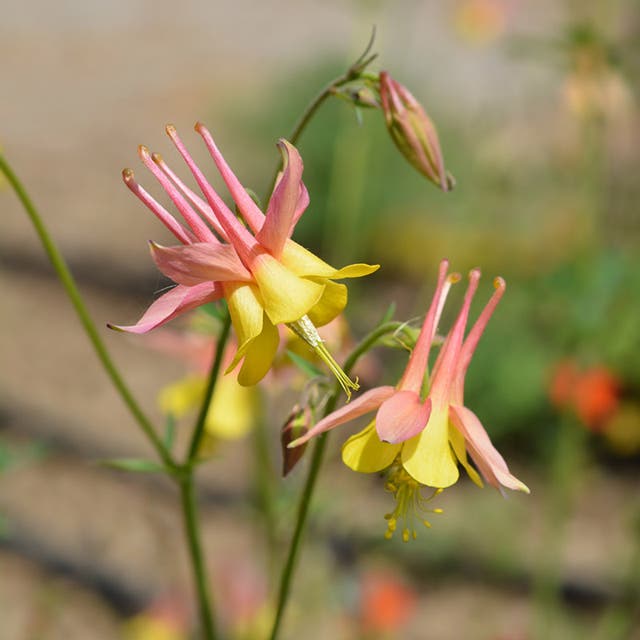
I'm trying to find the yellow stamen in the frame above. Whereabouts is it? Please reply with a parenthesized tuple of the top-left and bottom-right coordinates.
(383, 460, 443, 541)
(287, 315, 359, 399)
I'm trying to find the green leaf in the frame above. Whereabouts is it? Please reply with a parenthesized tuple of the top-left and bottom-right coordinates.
(98, 458, 167, 474)
(286, 349, 324, 379)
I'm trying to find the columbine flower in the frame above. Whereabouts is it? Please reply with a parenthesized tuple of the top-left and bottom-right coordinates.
(110, 124, 378, 392)
(379, 72, 454, 191)
(290, 259, 528, 539)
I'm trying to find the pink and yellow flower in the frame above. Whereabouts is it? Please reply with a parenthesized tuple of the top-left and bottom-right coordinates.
(291, 259, 528, 536)
(110, 124, 378, 391)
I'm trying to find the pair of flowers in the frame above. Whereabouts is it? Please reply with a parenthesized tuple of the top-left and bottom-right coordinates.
(113, 120, 527, 508)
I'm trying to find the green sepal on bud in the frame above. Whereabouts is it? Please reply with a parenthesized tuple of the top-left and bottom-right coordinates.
(331, 81, 381, 109)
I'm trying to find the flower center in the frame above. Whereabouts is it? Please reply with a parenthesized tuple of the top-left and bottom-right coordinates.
(287, 315, 359, 399)
(383, 461, 443, 542)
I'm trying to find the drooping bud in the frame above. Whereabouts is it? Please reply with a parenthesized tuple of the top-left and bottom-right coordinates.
(281, 405, 312, 476)
(379, 71, 454, 191)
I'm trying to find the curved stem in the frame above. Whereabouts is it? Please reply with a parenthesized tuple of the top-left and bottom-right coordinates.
(0, 153, 173, 469)
(266, 31, 378, 195)
(173, 308, 231, 640)
(179, 473, 217, 640)
(268, 320, 402, 640)
(186, 310, 232, 462)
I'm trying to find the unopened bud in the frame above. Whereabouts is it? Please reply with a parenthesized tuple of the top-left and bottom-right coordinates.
(281, 405, 311, 476)
(379, 71, 454, 191)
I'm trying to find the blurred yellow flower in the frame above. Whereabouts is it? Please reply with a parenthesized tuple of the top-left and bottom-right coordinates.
(143, 318, 259, 448)
(124, 616, 187, 640)
(159, 371, 256, 441)
(123, 596, 190, 640)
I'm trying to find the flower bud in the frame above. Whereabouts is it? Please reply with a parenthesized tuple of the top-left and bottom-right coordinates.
(281, 405, 311, 476)
(379, 71, 454, 191)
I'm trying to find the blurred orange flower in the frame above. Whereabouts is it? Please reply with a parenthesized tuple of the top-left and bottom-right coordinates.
(358, 570, 417, 634)
(549, 360, 620, 431)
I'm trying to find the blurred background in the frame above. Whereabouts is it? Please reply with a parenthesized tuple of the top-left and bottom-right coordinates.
(1, 0, 639, 638)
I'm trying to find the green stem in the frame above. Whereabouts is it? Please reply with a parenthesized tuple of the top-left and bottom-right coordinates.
(252, 416, 278, 564)
(0, 154, 173, 469)
(268, 321, 403, 640)
(268, 433, 329, 640)
(174, 308, 231, 640)
(266, 33, 378, 194)
(177, 29, 378, 636)
(186, 310, 232, 462)
(178, 473, 217, 640)
(258, 32, 378, 594)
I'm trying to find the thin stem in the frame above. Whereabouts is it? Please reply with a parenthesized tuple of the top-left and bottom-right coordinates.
(268, 320, 402, 640)
(258, 31, 378, 594)
(179, 473, 217, 640)
(179, 30, 378, 633)
(266, 30, 378, 194)
(186, 310, 232, 462)
(173, 308, 231, 640)
(252, 416, 278, 555)
(0, 154, 173, 469)
(268, 433, 329, 640)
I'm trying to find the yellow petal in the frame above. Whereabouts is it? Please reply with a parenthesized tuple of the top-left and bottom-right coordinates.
(224, 282, 264, 372)
(401, 408, 459, 488)
(158, 375, 205, 418)
(330, 263, 380, 278)
(281, 240, 379, 279)
(448, 423, 483, 488)
(280, 240, 338, 277)
(237, 315, 279, 386)
(251, 252, 324, 325)
(342, 421, 401, 473)
(307, 280, 347, 327)
(205, 374, 256, 439)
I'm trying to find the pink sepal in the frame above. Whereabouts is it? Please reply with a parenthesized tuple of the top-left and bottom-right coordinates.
(288, 386, 395, 448)
(376, 391, 431, 444)
(150, 242, 252, 286)
(257, 140, 305, 257)
(449, 404, 529, 493)
(110, 282, 222, 334)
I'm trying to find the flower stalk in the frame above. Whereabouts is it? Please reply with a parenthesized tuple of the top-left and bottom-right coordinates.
(266, 27, 378, 194)
(0, 153, 174, 470)
(268, 321, 404, 640)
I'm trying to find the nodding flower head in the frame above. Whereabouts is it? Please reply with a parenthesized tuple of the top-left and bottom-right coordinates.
(110, 124, 379, 392)
(290, 259, 528, 538)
